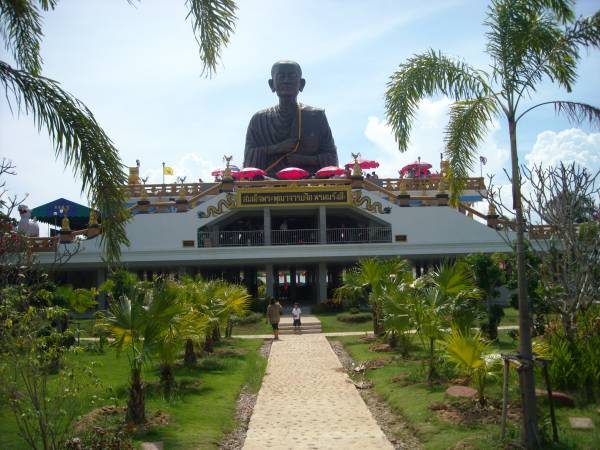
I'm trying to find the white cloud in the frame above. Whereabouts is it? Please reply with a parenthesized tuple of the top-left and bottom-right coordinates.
(525, 128, 600, 169)
(363, 98, 509, 179)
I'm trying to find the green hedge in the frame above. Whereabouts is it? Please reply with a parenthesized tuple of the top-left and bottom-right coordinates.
(336, 312, 372, 323)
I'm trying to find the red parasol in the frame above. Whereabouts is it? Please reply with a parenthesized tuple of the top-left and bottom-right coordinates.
(211, 165, 239, 177)
(344, 159, 380, 170)
(276, 167, 310, 180)
(400, 162, 432, 174)
(233, 167, 267, 179)
(315, 166, 345, 177)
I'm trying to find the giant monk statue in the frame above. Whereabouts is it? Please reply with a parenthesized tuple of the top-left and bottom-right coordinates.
(243, 60, 339, 176)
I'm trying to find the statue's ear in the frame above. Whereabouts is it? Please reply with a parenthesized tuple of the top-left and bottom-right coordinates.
(268, 79, 275, 92)
(299, 78, 306, 92)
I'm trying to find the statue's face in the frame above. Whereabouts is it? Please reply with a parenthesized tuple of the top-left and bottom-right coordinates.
(269, 64, 305, 97)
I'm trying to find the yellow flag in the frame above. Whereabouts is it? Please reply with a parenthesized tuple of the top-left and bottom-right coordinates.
(163, 166, 174, 175)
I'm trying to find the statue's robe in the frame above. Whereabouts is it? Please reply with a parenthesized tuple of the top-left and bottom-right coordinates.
(244, 104, 338, 175)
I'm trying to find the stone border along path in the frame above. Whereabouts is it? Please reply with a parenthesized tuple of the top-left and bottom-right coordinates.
(243, 333, 394, 450)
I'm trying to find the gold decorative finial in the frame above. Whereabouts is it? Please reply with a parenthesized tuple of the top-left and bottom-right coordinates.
(488, 202, 496, 216)
(222, 155, 234, 181)
(351, 152, 363, 177)
(88, 207, 98, 226)
(398, 173, 408, 195)
(437, 177, 447, 194)
(61, 206, 71, 231)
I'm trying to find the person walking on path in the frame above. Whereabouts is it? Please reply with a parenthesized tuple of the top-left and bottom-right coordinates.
(266, 298, 283, 340)
(291, 302, 302, 333)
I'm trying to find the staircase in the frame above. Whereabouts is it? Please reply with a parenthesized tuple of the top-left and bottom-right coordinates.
(278, 315, 322, 335)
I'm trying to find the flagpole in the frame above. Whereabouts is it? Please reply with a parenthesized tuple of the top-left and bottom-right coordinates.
(162, 162, 165, 185)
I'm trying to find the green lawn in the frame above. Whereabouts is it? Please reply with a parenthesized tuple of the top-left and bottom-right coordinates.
(314, 312, 373, 333)
(331, 332, 600, 449)
(0, 338, 267, 449)
(231, 319, 273, 335)
(500, 307, 518, 327)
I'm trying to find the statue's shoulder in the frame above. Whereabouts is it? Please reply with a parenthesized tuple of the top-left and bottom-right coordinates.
(300, 104, 325, 114)
(252, 106, 278, 118)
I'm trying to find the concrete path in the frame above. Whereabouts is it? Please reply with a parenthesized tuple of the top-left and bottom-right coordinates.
(243, 334, 393, 450)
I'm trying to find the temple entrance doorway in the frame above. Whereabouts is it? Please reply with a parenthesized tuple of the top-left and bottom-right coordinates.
(273, 264, 318, 308)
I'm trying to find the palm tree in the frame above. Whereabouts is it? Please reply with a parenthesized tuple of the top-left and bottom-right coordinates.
(104, 280, 153, 424)
(0, 0, 237, 262)
(440, 327, 502, 406)
(385, 1, 600, 445)
(424, 261, 482, 333)
(150, 278, 207, 399)
(337, 258, 411, 336)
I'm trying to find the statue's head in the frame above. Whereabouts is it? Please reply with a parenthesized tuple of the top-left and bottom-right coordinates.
(269, 60, 305, 98)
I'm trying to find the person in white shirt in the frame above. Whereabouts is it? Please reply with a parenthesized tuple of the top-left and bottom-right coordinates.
(291, 303, 302, 333)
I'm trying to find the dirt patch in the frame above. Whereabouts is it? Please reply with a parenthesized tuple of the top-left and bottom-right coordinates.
(429, 398, 521, 426)
(329, 339, 423, 450)
(219, 339, 272, 450)
(75, 406, 169, 434)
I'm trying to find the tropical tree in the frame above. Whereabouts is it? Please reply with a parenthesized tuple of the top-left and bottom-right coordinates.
(440, 327, 502, 406)
(336, 258, 411, 336)
(104, 279, 154, 424)
(464, 253, 504, 340)
(385, 1, 600, 445)
(424, 261, 482, 333)
(150, 278, 207, 399)
(0, 0, 237, 262)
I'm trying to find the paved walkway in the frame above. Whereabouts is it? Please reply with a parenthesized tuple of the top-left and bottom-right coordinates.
(243, 334, 393, 450)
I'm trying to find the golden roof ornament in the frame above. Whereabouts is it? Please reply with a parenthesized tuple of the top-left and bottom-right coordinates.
(398, 174, 408, 195)
(488, 202, 497, 216)
(61, 206, 71, 231)
(88, 207, 98, 226)
(222, 155, 234, 181)
(351, 152, 363, 177)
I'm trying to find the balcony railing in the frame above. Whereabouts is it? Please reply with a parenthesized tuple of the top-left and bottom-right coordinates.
(198, 227, 392, 248)
(326, 227, 391, 244)
(198, 230, 265, 247)
(272, 228, 320, 245)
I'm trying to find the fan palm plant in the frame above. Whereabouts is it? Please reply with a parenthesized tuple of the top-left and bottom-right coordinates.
(424, 261, 482, 333)
(337, 258, 411, 336)
(150, 278, 207, 399)
(104, 280, 153, 424)
(440, 327, 502, 406)
(407, 286, 447, 380)
(385, 2, 600, 444)
(0, 0, 238, 262)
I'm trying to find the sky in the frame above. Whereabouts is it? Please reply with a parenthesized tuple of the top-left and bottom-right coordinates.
(1, 0, 599, 217)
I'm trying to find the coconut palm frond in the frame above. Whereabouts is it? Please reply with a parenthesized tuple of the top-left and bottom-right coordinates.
(385, 49, 491, 151)
(0, 0, 48, 74)
(186, 0, 237, 77)
(444, 96, 498, 204)
(0, 61, 129, 263)
(553, 101, 600, 128)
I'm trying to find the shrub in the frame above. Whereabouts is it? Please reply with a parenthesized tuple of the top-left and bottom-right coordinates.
(541, 306, 600, 401)
(232, 312, 263, 325)
(312, 300, 344, 314)
(336, 312, 372, 323)
(249, 297, 268, 313)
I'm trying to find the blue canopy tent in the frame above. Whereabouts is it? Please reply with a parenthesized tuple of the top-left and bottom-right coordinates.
(30, 198, 98, 231)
